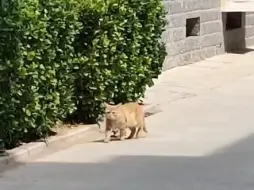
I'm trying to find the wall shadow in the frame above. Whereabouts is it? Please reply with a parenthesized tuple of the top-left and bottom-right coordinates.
(222, 12, 254, 54)
(1, 134, 254, 190)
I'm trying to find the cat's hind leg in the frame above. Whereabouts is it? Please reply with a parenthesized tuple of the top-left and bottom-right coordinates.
(127, 127, 136, 139)
(135, 127, 142, 139)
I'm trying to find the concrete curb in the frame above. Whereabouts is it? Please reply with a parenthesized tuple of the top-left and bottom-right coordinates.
(0, 103, 161, 171)
(0, 125, 96, 171)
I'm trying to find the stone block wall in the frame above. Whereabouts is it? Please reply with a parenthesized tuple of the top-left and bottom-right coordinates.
(244, 12, 254, 46)
(162, 0, 254, 70)
(162, 0, 225, 70)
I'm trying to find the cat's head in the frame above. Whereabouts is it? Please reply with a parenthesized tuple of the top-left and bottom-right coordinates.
(104, 103, 122, 121)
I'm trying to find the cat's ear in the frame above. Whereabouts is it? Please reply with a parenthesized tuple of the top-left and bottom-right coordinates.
(104, 102, 121, 108)
(104, 103, 111, 108)
(116, 103, 122, 107)
(104, 102, 116, 109)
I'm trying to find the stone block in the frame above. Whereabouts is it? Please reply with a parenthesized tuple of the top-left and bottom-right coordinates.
(166, 40, 185, 56)
(162, 28, 186, 43)
(245, 37, 254, 47)
(164, 53, 188, 69)
(191, 47, 215, 63)
(245, 26, 254, 39)
(200, 9, 221, 23)
(201, 0, 220, 9)
(165, 1, 185, 14)
(180, 53, 193, 66)
(215, 45, 225, 55)
(185, 11, 201, 20)
(201, 33, 223, 47)
(182, 0, 203, 12)
(166, 14, 185, 28)
(162, 55, 179, 70)
(246, 14, 254, 26)
(245, 12, 254, 16)
(185, 37, 202, 52)
(201, 21, 223, 35)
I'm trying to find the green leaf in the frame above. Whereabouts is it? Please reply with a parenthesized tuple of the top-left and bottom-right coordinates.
(25, 109, 31, 116)
(40, 75, 46, 81)
(27, 51, 36, 61)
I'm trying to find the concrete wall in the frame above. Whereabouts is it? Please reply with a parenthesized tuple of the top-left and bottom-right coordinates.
(162, 0, 254, 70)
(162, 0, 225, 70)
(245, 12, 254, 46)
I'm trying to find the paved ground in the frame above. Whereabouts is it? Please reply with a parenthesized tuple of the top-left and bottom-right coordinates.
(1, 49, 254, 190)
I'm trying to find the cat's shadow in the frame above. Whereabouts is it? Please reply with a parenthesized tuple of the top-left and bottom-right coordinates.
(93, 135, 134, 143)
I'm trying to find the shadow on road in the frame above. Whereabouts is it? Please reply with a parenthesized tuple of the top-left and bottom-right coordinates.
(1, 134, 254, 190)
(229, 47, 254, 54)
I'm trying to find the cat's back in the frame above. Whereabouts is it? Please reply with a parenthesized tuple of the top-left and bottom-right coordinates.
(121, 102, 144, 115)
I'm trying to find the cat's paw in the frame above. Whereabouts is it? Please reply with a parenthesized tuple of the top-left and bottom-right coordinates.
(104, 139, 110, 143)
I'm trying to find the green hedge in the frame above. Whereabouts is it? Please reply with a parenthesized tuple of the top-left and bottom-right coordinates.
(0, 0, 82, 148)
(0, 0, 166, 148)
(73, 0, 167, 122)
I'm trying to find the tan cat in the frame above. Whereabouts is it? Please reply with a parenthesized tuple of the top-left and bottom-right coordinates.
(104, 102, 148, 143)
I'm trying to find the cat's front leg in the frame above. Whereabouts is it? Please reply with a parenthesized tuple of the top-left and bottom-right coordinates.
(119, 128, 126, 141)
(104, 128, 112, 143)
